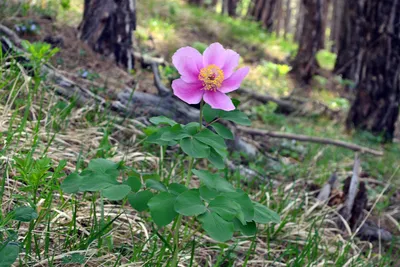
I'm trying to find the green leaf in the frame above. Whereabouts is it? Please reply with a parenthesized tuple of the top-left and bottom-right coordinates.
(148, 192, 177, 226)
(146, 179, 167, 192)
(207, 148, 225, 169)
(61, 173, 82, 194)
(126, 175, 142, 192)
(222, 190, 254, 222)
(221, 110, 251, 126)
(78, 169, 119, 192)
(12, 206, 38, 222)
(211, 123, 234, 140)
(203, 104, 221, 123)
(0, 243, 19, 266)
(183, 122, 201, 135)
(192, 169, 235, 193)
(78, 159, 120, 192)
(174, 189, 207, 216)
(199, 186, 219, 202)
(128, 190, 153, 212)
(180, 138, 210, 158)
(102, 184, 131, 200)
(87, 158, 119, 175)
(198, 211, 234, 242)
(146, 127, 173, 146)
(253, 202, 280, 224)
(142, 173, 160, 181)
(160, 124, 190, 141)
(208, 196, 241, 221)
(149, 116, 177, 126)
(231, 98, 241, 108)
(168, 183, 188, 195)
(194, 128, 227, 156)
(233, 219, 257, 236)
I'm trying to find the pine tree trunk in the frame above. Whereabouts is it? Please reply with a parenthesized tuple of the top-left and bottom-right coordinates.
(346, 0, 400, 141)
(223, 0, 239, 16)
(260, 0, 279, 32)
(283, 0, 292, 40)
(329, 0, 344, 53)
(78, 0, 136, 71)
(252, 0, 266, 20)
(334, 0, 364, 83)
(188, 0, 204, 5)
(290, 0, 324, 84)
(273, 0, 283, 36)
(319, 0, 330, 49)
(294, 0, 305, 43)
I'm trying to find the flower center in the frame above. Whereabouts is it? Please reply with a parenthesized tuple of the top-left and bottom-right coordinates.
(198, 64, 224, 91)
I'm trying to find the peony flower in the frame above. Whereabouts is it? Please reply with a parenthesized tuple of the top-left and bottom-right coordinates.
(171, 43, 249, 111)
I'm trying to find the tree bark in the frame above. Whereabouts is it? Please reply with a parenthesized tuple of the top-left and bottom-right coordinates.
(346, 0, 400, 141)
(319, 0, 331, 49)
(289, 0, 324, 84)
(222, 0, 239, 16)
(283, 0, 292, 40)
(78, 0, 136, 72)
(329, 0, 344, 53)
(188, 0, 204, 5)
(259, 0, 281, 32)
(273, 0, 283, 36)
(294, 0, 305, 43)
(334, 0, 365, 83)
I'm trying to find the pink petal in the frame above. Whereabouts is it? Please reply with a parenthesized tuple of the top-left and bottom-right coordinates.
(203, 91, 235, 111)
(172, 79, 204, 104)
(203, 43, 226, 69)
(179, 56, 201, 83)
(172, 47, 203, 82)
(222, 49, 240, 78)
(219, 67, 250, 93)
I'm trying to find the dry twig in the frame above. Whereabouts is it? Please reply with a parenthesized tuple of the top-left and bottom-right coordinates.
(238, 126, 384, 156)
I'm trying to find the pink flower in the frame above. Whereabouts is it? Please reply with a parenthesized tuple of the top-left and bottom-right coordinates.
(171, 43, 250, 111)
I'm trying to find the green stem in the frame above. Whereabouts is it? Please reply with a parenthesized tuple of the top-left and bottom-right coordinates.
(171, 157, 194, 266)
(171, 100, 204, 266)
(199, 100, 204, 130)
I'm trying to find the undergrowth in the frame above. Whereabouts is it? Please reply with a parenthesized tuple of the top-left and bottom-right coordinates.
(0, 0, 399, 266)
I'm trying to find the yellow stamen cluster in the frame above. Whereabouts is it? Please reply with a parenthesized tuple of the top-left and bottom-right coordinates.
(198, 64, 224, 91)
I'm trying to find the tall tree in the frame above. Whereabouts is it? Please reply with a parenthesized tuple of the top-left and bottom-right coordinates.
(319, 0, 331, 49)
(329, 0, 344, 53)
(249, 0, 281, 32)
(294, 0, 305, 43)
(78, 0, 136, 71)
(289, 0, 325, 84)
(346, 0, 400, 141)
(283, 0, 292, 40)
(273, 0, 283, 36)
(333, 1, 364, 83)
(188, 0, 204, 5)
(222, 0, 239, 16)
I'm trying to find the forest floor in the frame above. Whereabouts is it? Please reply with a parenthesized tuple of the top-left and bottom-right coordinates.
(1, 0, 400, 266)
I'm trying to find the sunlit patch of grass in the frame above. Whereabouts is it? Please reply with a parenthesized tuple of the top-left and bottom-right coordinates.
(55, 0, 84, 26)
(309, 86, 350, 111)
(245, 61, 293, 97)
(316, 49, 337, 71)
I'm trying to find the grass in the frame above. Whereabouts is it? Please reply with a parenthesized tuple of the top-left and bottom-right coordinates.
(1, 0, 400, 266)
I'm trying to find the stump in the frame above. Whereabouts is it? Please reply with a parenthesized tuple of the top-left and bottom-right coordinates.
(78, 0, 136, 71)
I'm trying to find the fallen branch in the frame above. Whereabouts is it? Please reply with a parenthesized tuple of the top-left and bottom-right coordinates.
(151, 62, 170, 97)
(133, 51, 165, 65)
(238, 126, 384, 156)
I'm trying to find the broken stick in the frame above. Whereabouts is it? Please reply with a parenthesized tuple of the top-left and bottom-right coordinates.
(238, 126, 384, 156)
